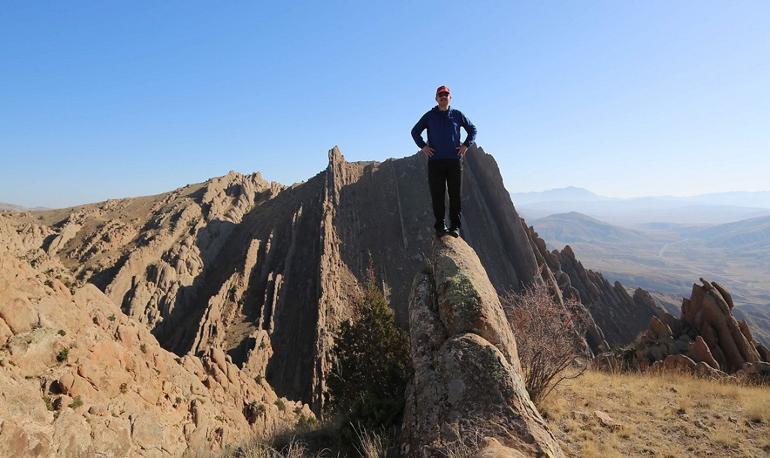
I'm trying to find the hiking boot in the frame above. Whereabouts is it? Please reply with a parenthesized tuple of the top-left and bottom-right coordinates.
(448, 227, 460, 238)
(435, 225, 448, 237)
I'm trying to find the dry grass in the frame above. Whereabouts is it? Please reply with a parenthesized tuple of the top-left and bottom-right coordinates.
(541, 368, 770, 457)
(208, 422, 398, 458)
(203, 369, 770, 457)
(351, 424, 389, 458)
(219, 440, 309, 458)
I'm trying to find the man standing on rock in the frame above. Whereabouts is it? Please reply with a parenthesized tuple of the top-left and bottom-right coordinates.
(411, 85, 477, 238)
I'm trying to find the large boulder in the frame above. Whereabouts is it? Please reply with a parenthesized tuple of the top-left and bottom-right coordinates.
(682, 279, 761, 372)
(401, 237, 563, 457)
(594, 279, 767, 378)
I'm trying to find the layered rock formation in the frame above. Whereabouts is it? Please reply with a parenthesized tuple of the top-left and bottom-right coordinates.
(0, 217, 311, 456)
(5, 146, 661, 413)
(594, 278, 769, 382)
(544, 243, 664, 347)
(525, 224, 664, 349)
(401, 237, 563, 457)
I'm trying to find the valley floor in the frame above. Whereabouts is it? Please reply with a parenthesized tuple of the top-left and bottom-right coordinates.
(542, 369, 770, 457)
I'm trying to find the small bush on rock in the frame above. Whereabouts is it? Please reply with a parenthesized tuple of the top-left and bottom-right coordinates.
(68, 396, 83, 409)
(502, 284, 587, 406)
(56, 347, 69, 363)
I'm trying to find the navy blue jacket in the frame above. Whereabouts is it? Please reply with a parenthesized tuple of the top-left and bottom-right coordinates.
(411, 106, 477, 160)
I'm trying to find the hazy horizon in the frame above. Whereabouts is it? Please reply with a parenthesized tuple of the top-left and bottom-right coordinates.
(5, 176, 770, 211)
(3, 2, 769, 208)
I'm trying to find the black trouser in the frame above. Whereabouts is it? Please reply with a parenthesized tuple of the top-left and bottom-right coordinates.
(428, 159, 462, 230)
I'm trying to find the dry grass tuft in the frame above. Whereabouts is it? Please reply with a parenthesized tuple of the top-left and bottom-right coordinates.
(226, 440, 308, 458)
(543, 368, 770, 457)
(351, 424, 389, 458)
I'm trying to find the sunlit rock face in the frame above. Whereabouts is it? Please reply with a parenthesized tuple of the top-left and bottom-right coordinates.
(0, 220, 311, 456)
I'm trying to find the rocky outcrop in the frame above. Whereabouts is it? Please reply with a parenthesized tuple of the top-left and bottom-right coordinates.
(546, 243, 663, 347)
(593, 279, 768, 379)
(526, 227, 610, 354)
(0, 224, 311, 456)
(4, 146, 670, 415)
(682, 279, 762, 372)
(401, 237, 563, 457)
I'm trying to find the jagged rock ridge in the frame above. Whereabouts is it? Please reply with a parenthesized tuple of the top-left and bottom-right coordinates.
(6, 146, 660, 412)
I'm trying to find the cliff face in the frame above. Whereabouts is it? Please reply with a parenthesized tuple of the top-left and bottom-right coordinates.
(5, 146, 656, 411)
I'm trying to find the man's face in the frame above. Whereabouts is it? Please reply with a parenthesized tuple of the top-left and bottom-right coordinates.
(436, 92, 451, 108)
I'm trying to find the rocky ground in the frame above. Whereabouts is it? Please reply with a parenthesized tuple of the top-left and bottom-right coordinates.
(542, 369, 770, 457)
(0, 216, 311, 456)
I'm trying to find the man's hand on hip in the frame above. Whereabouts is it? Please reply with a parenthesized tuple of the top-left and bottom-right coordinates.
(421, 145, 435, 158)
(457, 144, 468, 158)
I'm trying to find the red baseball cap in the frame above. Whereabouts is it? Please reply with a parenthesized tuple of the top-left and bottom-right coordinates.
(436, 85, 451, 96)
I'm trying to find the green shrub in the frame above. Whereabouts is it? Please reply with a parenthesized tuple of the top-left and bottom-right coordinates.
(243, 401, 267, 424)
(326, 269, 412, 432)
(68, 396, 83, 409)
(56, 347, 69, 363)
(43, 396, 54, 411)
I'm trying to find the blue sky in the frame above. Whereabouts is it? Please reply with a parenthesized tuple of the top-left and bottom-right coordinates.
(2, 1, 769, 208)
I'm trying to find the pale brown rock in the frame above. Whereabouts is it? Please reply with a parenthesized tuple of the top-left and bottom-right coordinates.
(401, 237, 563, 457)
(688, 336, 720, 370)
(0, 318, 12, 346)
(661, 354, 698, 372)
(478, 437, 527, 457)
(736, 361, 770, 384)
(432, 237, 522, 373)
(0, 237, 312, 456)
(683, 280, 761, 372)
(0, 296, 38, 334)
(593, 410, 622, 431)
(596, 279, 767, 376)
(650, 316, 673, 340)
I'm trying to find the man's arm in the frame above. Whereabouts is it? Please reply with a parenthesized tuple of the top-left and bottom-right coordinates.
(411, 113, 428, 148)
(460, 112, 477, 147)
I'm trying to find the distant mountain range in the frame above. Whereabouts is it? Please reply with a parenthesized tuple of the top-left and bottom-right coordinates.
(530, 211, 770, 345)
(0, 202, 48, 211)
(512, 187, 770, 226)
(0, 202, 27, 211)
